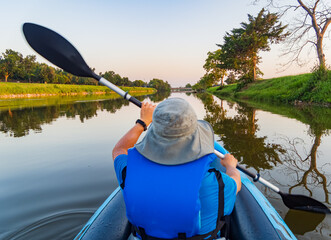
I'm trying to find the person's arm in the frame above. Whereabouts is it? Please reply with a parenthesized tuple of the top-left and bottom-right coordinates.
(221, 154, 241, 194)
(112, 102, 156, 161)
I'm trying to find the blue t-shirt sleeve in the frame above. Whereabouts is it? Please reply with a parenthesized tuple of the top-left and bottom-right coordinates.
(199, 168, 237, 234)
(114, 154, 128, 188)
(221, 172, 237, 215)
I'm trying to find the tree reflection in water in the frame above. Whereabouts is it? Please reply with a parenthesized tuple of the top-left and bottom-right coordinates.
(148, 91, 170, 102)
(268, 104, 331, 206)
(0, 98, 129, 137)
(196, 93, 331, 237)
(280, 135, 330, 204)
(0, 92, 170, 138)
(280, 133, 330, 237)
(196, 93, 284, 171)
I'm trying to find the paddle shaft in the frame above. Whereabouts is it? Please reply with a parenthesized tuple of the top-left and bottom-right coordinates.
(95, 73, 142, 108)
(214, 150, 280, 193)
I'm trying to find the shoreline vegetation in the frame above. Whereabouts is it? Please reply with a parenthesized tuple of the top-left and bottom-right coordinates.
(0, 82, 156, 99)
(0, 49, 170, 97)
(207, 72, 331, 106)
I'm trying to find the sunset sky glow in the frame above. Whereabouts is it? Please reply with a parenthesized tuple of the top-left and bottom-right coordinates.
(1, 0, 329, 87)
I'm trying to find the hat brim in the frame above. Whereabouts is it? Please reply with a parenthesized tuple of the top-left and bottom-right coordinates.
(135, 120, 215, 165)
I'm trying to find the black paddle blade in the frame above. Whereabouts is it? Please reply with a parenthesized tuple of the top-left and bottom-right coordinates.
(280, 192, 331, 214)
(23, 23, 96, 79)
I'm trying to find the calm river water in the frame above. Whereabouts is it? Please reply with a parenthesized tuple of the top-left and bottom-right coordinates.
(0, 92, 330, 239)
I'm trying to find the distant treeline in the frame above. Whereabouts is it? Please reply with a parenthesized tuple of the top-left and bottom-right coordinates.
(0, 49, 171, 91)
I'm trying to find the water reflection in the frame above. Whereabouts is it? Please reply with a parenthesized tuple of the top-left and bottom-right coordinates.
(280, 105, 331, 205)
(1, 92, 330, 239)
(240, 100, 331, 205)
(196, 93, 284, 170)
(148, 90, 170, 102)
(280, 135, 330, 204)
(0, 98, 129, 137)
(0, 91, 170, 138)
(196, 93, 331, 238)
(285, 210, 326, 235)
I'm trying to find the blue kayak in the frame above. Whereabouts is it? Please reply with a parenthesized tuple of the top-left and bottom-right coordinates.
(74, 143, 297, 240)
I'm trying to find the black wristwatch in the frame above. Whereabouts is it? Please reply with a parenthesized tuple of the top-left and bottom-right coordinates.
(136, 119, 147, 131)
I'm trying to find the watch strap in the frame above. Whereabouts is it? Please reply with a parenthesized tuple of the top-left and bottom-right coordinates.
(136, 119, 147, 131)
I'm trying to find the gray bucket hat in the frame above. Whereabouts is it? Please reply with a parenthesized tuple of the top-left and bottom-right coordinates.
(135, 98, 214, 165)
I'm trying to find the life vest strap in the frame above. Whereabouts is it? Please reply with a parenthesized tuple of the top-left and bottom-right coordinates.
(132, 220, 226, 240)
(120, 166, 127, 189)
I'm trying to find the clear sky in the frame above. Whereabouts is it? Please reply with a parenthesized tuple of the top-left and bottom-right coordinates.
(1, 0, 329, 87)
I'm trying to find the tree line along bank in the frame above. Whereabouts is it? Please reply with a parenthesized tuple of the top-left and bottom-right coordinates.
(193, 3, 330, 98)
(0, 49, 171, 92)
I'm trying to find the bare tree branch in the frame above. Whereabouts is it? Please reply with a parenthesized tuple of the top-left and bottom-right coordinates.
(255, 0, 330, 70)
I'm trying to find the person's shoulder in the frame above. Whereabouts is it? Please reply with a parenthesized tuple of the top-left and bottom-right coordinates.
(114, 154, 128, 188)
(114, 154, 128, 172)
(115, 153, 128, 163)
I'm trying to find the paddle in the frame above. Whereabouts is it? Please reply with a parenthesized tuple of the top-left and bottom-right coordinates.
(214, 150, 330, 214)
(22, 22, 331, 214)
(22, 23, 142, 108)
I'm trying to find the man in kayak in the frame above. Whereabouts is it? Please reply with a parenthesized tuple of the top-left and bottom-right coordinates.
(113, 98, 241, 240)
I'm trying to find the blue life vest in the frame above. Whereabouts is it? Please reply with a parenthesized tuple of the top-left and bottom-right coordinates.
(122, 148, 225, 239)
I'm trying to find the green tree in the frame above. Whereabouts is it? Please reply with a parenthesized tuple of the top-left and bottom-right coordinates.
(218, 9, 288, 83)
(185, 83, 192, 88)
(39, 64, 55, 83)
(0, 49, 23, 82)
(192, 74, 215, 91)
(112, 74, 122, 85)
(133, 80, 147, 87)
(22, 55, 37, 83)
(148, 78, 171, 92)
(55, 69, 71, 84)
(101, 71, 133, 86)
(225, 72, 237, 85)
(102, 70, 115, 80)
(0, 56, 3, 80)
(204, 49, 227, 86)
(121, 77, 132, 87)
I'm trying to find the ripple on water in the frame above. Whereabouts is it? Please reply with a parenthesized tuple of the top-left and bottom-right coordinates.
(3, 209, 94, 240)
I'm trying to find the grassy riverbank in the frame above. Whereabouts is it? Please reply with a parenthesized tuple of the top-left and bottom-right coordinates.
(0, 82, 156, 98)
(208, 71, 331, 105)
